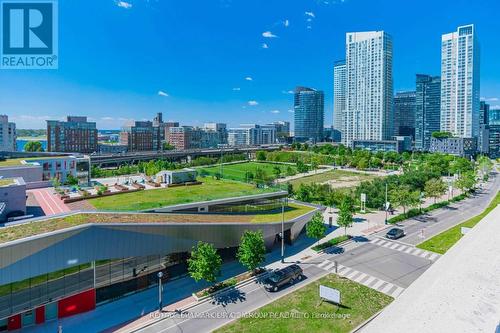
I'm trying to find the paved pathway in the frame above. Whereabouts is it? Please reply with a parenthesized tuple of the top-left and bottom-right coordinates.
(27, 188, 70, 216)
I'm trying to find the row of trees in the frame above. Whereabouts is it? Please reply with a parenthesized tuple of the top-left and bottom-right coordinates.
(187, 230, 267, 284)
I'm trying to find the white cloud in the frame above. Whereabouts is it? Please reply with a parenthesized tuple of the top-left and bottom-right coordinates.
(248, 100, 259, 106)
(305, 11, 315, 18)
(262, 31, 278, 38)
(101, 117, 114, 121)
(158, 90, 169, 97)
(116, 1, 132, 9)
(262, 43, 269, 49)
(232, 87, 241, 91)
(288, 109, 294, 113)
(282, 90, 294, 94)
(245, 76, 253, 81)
(270, 110, 280, 114)
(284, 19, 290, 27)
(486, 97, 499, 102)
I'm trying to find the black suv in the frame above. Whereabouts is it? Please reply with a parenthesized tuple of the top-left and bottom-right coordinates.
(263, 264, 303, 292)
(385, 228, 405, 240)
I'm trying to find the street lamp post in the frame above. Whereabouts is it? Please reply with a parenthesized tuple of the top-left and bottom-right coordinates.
(384, 182, 388, 225)
(157, 271, 164, 312)
(281, 198, 285, 263)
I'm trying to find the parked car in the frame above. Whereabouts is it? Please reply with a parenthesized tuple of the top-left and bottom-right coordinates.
(386, 228, 405, 240)
(264, 264, 303, 292)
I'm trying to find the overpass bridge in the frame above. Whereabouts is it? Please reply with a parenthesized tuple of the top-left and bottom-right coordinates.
(90, 145, 282, 167)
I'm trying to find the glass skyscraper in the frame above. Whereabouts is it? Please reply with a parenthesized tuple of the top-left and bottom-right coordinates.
(440, 24, 480, 139)
(294, 87, 324, 143)
(415, 75, 441, 151)
(394, 91, 416, 139)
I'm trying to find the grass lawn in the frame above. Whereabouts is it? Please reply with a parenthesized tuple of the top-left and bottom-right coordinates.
(417, 191, 500, 254)
(88, 177, 274, 211)
(288, 169, 379, 188)
(197, 162, 297, 182)
(215, 274, 392, 333)
(0, 203, 315, 245)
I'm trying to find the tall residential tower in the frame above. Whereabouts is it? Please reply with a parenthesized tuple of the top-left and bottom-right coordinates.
(343, 31, 393, 147)
(415, 75, 441, 151)
(440, 24, 480, 139)
(333, 60, 346, 139)
(294, 87, 324, 143)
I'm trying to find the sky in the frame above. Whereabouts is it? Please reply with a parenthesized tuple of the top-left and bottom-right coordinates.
(1, 0, 500, 130)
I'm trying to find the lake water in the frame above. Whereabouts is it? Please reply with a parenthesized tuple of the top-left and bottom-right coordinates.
(16, 139, 48, 152)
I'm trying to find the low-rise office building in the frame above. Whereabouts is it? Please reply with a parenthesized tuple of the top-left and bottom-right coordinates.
(0, 177, 26, 222)
(429, 137, 477, 158)
(353, 136, 412, 153)
(155, 169, 197, 185)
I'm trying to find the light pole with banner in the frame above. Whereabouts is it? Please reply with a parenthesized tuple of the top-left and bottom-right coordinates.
(281, 197, 285, 263)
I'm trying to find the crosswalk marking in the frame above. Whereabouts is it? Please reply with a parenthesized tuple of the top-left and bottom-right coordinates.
(324, 262, 336, 270)
(372, 279, 385, 289)
(318, 260, 330, 268)
(316, 259, 405, 298)
(371, 238, 441, 261)
(428, 253, 439, 261)
(392, 286, 404, 297)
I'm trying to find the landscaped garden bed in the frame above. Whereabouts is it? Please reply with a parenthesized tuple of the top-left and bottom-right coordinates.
(311, 235, 352, 252)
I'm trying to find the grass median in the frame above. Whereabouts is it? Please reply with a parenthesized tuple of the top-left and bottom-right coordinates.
(417, 191, 500, 254)
(214, 274, 393, 333)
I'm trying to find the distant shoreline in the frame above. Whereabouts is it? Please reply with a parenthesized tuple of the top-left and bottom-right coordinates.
(16, 137, 47, 141)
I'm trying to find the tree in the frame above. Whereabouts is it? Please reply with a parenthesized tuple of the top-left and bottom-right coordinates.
(236, 231, 266, 272)
(187, 242, 222, 283)
(456, 171, 477, 194)
(272, 165, 282, 179)
(51, 177, 61, 189)
(285, 165, 296, 177)
(389, 185, 420, 215)
(424, 178, 447, 203)
(306, 212, 326, 245)
(254, 167, 270, 187)
(296, 160, 309, 173)
(162, 142, 175, 150)
(256, 151, 267, 161)
(65, 174, 79, 186)
(337, 197, 354, 236)
(24, 140, 44, 152)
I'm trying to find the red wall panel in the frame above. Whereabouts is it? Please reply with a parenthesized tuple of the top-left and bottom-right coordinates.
(35, 306, 45, 324)
(7, 314, 21, 331)
(57, 289, 96, 319)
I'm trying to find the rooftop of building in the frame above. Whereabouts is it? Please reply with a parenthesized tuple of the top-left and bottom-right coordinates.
(0, 202, 316, 245)
(0, 156, 76, 168)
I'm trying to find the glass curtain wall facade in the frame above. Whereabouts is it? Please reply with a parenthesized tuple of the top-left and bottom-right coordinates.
(293, 87, 324, 143)
(394, 91, 416, 139)
(415, 75, 441, 151)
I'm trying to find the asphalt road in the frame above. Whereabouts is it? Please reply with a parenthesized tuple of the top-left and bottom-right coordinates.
(374, 170, 499, 245)
(134, 237, 434, 333)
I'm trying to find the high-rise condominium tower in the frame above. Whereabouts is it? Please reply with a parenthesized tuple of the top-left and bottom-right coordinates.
(333, 60, 346, 138)
(294, 87, 324, 143)
(415, 75, 441, 151)
(343, 31, 393, 147)
(440, 24, 480, 138)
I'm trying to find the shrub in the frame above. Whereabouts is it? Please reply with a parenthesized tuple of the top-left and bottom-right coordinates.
(312, 235, 351, 252)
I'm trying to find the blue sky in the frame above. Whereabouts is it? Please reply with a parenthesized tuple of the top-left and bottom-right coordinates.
(2, 0, 500, 129)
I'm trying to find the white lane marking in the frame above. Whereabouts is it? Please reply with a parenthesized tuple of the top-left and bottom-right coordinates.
(412, 249, 423, 256)
(390, 243, 400, 250)
(396, 245, 407, 251)
(419, 252, 430, 258)
(405, 248, 413, 254)
(383, 242, 392, 248)
(353, 272, 368, 283)
(324, 262, 336, 271)
(317, 260, 330, 268)
(363, 276, 376, 286)
(372, 280, 385, 290)
(346, 270, 358, 279)
(391, 286, 405, 298)
(429, 253, 439, 261)
(382, 283, 396, 294)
